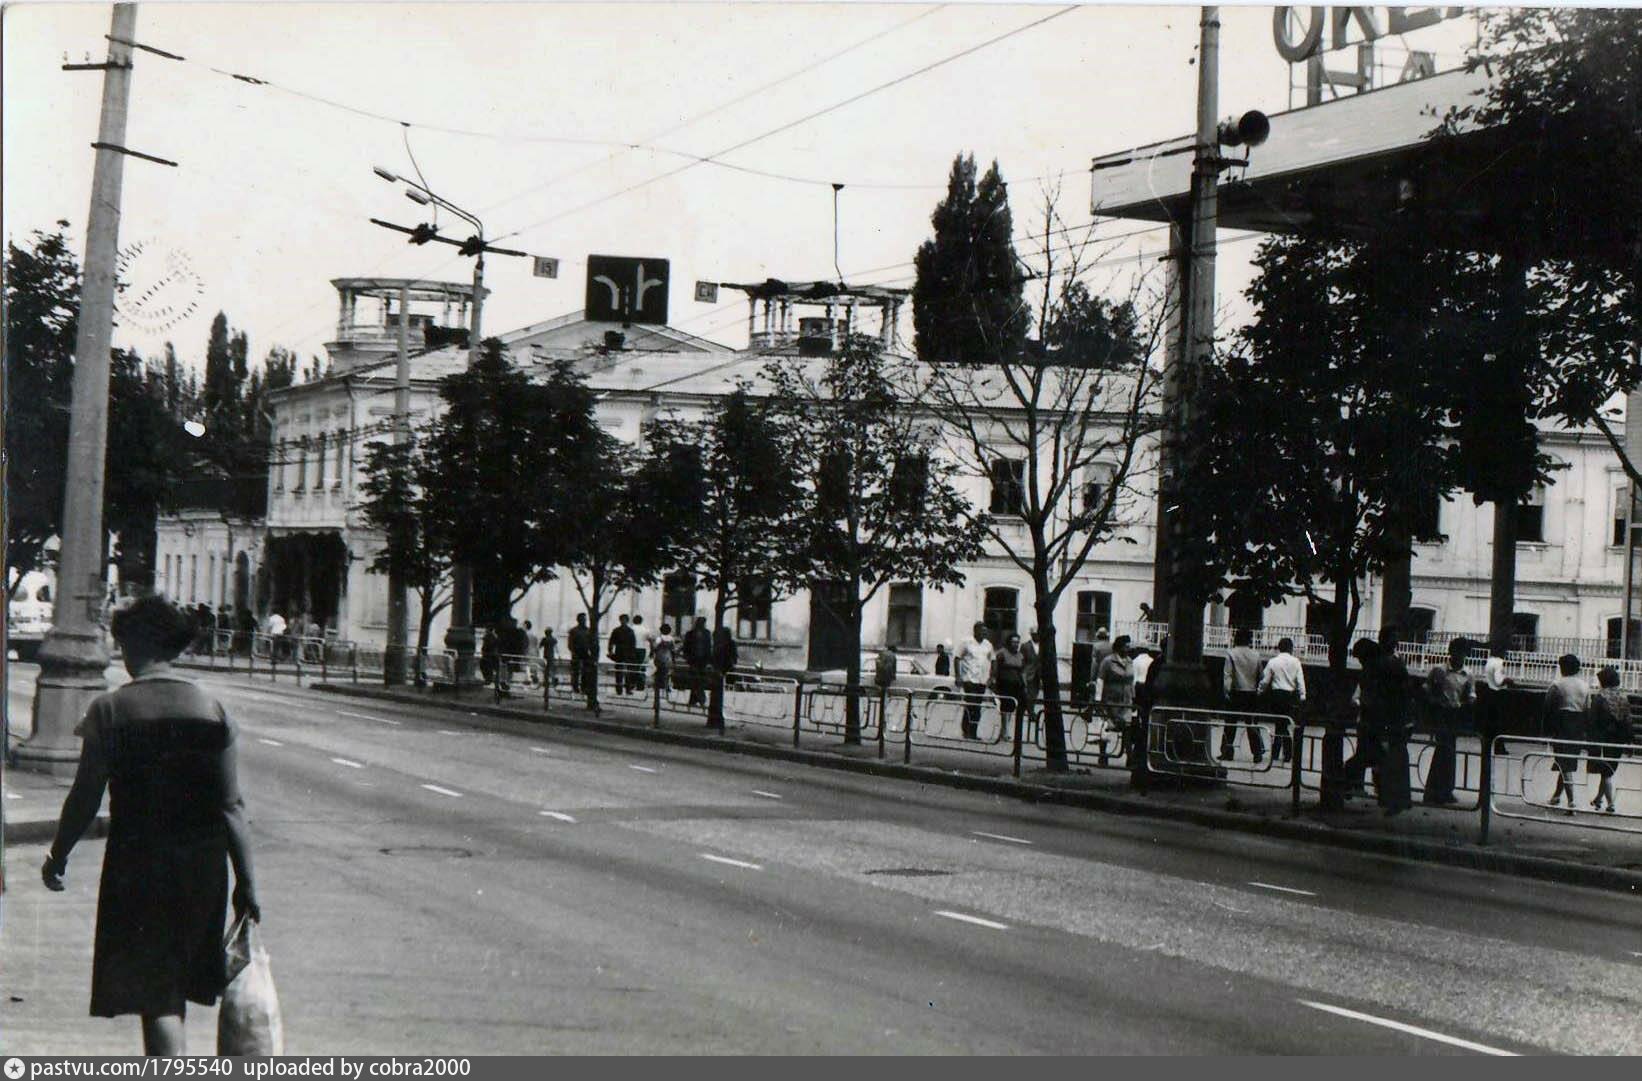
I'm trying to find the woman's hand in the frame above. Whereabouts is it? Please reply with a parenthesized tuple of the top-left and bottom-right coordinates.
(41, 852, 67, 891)
(232, 880, 261, 923)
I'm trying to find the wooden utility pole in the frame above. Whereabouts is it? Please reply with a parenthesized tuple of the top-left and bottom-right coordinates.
(21, 4, 138, 774)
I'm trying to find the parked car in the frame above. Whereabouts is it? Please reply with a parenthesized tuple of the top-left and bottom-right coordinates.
(8, 575, 54, 661)
(814, 651, 955, 696)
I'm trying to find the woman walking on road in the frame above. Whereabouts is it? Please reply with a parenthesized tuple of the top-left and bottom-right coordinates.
(1543, 653, 1590, 814)
(1586, 666, 1630, 813)
(41, 595, 260, 1055)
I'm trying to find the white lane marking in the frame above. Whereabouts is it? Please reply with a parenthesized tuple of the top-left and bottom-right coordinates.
(257, 738, 285, 747)
(530, 747, 553, 755)
(420, 783, 463, 798)
(971, 830, 1033, 846)
(628, 764, 658, 773)
(934, 910, 1010, 931)
(1298, 1000, 1518, 1056)
(539, 811, 577, 823)
(751, 790, 783, 800)
(437, 729, 462, 736)
(1249, 881, 1317, 897)
(700, 853, 761, 870)
(330, 757, 365, 769)
(4, 793, 22, 800)
(336, 709, 400, 726)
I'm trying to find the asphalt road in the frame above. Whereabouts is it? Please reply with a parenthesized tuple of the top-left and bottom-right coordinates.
(5, 664, 1641, 1055)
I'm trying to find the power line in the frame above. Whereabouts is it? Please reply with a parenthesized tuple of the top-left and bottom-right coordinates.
(491, 5, 1082, 243)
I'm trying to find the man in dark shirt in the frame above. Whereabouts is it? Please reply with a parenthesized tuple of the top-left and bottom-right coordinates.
(567, 614, 591, 694)
(608, 615, 638, 694)
(683, 617, 712, 708)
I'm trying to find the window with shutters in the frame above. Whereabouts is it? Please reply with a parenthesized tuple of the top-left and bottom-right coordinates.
(736, 578, 773, 640)
(989, 459, 1025, 516)
(886, 583, 922, 648)
(983, 587, 1019, 643)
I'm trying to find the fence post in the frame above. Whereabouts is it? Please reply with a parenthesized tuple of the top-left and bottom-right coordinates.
(792, 683, 803, 748)
(1290, 720, 1305, 815)
(877, 686, 888, 759)
(653, 671, 662, 729)
(320, 642, 328, 683)
(1478, 725, 1493, 845)
(352, 644, 360, 684)
(903, 695, 914, 764)
(543, 657, 552, 712)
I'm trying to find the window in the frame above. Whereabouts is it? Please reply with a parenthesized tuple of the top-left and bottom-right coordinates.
(1080, 463, 1116, 526)
(983, 587, 1019, 643)
(1403, 607, 1436, 644)
(208, 554, 217, 604)
(989, 459, 1026, 516)
(886, 583, 922, 648)
(817, 449, 850, 517)
(890, 453, 928, 512)
(314, 433, 326, 491)
(1510, 612, 1539, 653)
(736, 578, 773, 640)
(1518, 486, 1545, 544)
(1075, 590, 1113, 642)
(1606, 617, 1642, 659)
(1304, 601, 1335, 640)
(273, 440, 286, 491)
(1413, 494, 1442, 541)
(334, 428, 346, 487)
(1615, 485, 1634, 548)
(1227, 592, 1265, 630)
(189, 554, 198, 603)
(294, 437, 308, 491)
(662, 572, 696, 626)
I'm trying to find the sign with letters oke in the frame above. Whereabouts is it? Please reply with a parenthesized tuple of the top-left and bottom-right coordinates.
(585, 254, 670, 324)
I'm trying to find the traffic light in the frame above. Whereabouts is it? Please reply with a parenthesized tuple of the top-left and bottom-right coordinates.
(408, 223, 439, 245)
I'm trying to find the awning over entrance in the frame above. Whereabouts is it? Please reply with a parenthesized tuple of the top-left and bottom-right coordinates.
(1088, 66, 1631, 265)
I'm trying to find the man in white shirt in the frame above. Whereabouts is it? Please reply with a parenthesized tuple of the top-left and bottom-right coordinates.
(1219, 627, 1268, 762)
(1479, 643, 1512, 742)
(1257, 636, 1306, 762)
(955, 622, 996, 740)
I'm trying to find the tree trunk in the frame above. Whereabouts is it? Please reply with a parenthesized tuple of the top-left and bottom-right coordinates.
(1035, 591, 1068, 772)
(585, 575, 603, 713)
(1379, 530, 1412, 639)
(843, 590, 863, 746)
(1488, 499, 1519, 655)
(709, 589, 730, 727)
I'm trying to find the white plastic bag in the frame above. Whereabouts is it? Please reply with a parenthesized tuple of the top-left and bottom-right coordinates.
(218, 913, 285, 1056)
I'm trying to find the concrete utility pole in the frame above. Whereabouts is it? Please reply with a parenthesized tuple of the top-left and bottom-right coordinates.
(1151, 5, 1221, 707)
(384, 284, 412, 685)
(20, 4, 138, 774)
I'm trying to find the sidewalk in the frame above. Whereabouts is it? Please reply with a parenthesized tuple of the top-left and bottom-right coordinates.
(307, 675, 1642, 894)
(1, 768, 106, 849)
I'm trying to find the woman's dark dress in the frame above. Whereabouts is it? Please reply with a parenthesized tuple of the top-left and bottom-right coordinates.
(1587, 688, 1631, 778)
(78, 675, 239, 1017)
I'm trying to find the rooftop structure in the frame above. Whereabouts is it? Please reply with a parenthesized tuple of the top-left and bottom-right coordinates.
(326, 277, 483, 374)
(720, 279, 909, 356)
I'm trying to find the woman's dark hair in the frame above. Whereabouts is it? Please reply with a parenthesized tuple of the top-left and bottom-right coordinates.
(1558, 653, 1581, 676)
(1351, 638, 1379, 663)
(1111, 635, 1132, 653)
(110, 595, 197, 657)
(1598, 666, 1620, 689)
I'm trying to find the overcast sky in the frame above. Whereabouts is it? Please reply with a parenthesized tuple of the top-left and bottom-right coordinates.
(4, 2, 1479, 369)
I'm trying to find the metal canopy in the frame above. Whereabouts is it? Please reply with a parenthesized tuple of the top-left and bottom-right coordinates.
(1089, 66, 1628, 264)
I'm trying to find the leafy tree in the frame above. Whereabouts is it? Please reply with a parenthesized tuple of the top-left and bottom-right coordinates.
(646, 388, 805, 637)
(1426, 7, 1642, 649)
(359, 434, 452, 670)
(924, 204, 1165, 770)
(912, 154, 1029, 367)
(105, 348, 189, 582)
(4, 224, 78, 592)
(768, 336, 983, 743)
(1174, 235, 1457, 675)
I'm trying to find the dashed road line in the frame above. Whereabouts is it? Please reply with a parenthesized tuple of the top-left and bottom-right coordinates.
(1297, 1000, 1517, 1056)
(700, 853, 761, 870)
(336, 709, 400, 726)
(330, 757, 365, 769)
(420, 783, 463, 798)
(437, 729, 463, 736)
(530, 747, 553, 755)
(629, 764, 658, 774)
(971, 830, 1033, 846)
(1248, 881, 1317, 897)
(934, 910, 1009, 931)
(751, 790, 783, 800)
(256, 738, 285, 747)
(539, 811, 577, 823)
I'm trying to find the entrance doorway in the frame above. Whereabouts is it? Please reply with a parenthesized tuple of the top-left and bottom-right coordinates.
(807, 580, 852, 670)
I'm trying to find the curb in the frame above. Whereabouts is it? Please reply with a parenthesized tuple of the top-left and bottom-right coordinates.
(311, 682, 1642, 896)
(4, 815, 109, 848)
